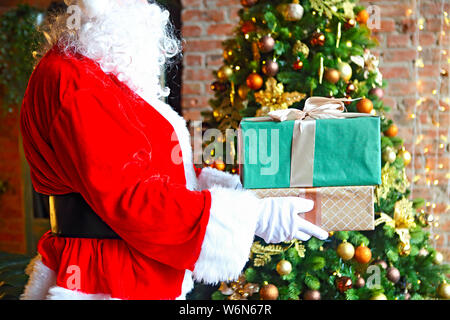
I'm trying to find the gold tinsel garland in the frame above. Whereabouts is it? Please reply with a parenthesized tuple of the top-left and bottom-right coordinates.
(250, 240, 305, 267)
(375, 198, 416, 254)
(254, 77, 306, 116)
(309, 0, 355, 20)
(375, 162, 410, 201)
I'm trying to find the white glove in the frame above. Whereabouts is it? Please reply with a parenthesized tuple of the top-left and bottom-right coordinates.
(255, 197, 329, 243)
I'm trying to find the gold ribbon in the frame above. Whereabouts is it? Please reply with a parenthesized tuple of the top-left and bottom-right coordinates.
(268, 97, 370, 121)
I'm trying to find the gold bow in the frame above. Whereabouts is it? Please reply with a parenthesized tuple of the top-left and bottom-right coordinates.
(375, 198, 416, 250)
(268, 97, 369, 121)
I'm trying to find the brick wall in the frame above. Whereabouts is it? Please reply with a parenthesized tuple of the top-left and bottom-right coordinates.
(180, 0, 450, 261)
(0, 109, 26, 254)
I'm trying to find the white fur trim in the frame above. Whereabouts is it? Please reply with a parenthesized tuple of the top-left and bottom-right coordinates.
(193, 186, 260, 284)
(175, 270, 194, 300)
(46, 286, 119, 300)
(20, 255, 56, 300)
(20, 255, 193, 300)
(197, 167, 242, 191)
(146, 97, 198, 191)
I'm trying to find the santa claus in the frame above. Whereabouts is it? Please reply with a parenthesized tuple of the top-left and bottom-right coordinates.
(20, 0, 327, 300)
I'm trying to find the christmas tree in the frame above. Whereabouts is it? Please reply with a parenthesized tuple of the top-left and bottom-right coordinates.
(197, 0, 450, 300)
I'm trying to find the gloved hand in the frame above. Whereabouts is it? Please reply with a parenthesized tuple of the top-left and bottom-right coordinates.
(255, 197, 328, 243)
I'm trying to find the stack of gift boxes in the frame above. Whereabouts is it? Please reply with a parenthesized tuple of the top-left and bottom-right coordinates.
(238, 99, 381, 231)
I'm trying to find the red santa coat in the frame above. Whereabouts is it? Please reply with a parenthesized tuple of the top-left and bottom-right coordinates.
(20, 46, 258, 300)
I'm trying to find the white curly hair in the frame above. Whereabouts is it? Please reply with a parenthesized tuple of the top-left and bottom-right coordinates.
(39, 0, 181, 100)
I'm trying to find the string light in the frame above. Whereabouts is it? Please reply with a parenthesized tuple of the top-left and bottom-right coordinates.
(408, 0, 450, 247)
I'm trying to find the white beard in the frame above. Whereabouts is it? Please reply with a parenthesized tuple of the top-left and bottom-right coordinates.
(62, 0, 179, 100)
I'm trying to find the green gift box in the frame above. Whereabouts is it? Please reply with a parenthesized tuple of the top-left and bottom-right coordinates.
(238, 113, 381, 189)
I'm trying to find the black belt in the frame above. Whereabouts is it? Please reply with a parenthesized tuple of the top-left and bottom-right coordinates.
(38, 192, 121, 239)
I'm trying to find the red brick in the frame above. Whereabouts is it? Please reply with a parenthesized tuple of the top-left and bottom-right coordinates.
(387, 34, 410, 47)
(183, 39, 223, 53)
(185, 54, 204, 67)
(182, 96, 210, 109)
(207, 23, 235, 36)
(372, 19, 396, 33)
(182, 25, 203, 37)
(182, 82, 203, 95)
(181, 0, 203, 8)
(184, 68, 215, 82)
(419, 32, 437, 47)
(385, 81, 417, 96)
(182, 9, 226, 23)
(379, 66, 410, 79)
(205, 54, 223, 67)
(419, 64, 441, 78)
(383, 48, 417, 61)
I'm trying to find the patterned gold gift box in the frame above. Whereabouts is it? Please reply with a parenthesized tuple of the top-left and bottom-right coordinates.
(251, 186, 375, 231)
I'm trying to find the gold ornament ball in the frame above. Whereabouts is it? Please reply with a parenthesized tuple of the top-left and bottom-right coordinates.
(238, 84, 250, 99)
(292, 40, 309, 58)
(324, 68, 340, 84)
(437, 283, 450, 299)
(382, 148, 397, 163)
(398, 148, 412, 166)
(338, 61, 352, 81)
(337, 241, 355, 261)
(260, 284, 279, 300)
(217, 66, 233, 81)
(433, 251, 444, 265)
(276, 259, 293, 276)
(370, 293, 387, 300)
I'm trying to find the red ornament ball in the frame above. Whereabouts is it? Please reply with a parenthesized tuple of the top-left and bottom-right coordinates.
(336, 276, 353, 293)
(346, 83, 356, 94)
(241, 21, 256, 34)
(293, 59, 304, 71)
(241, 0, 259, 7)
(344, 18, 356, 29)
(310, 31, 325, 46)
